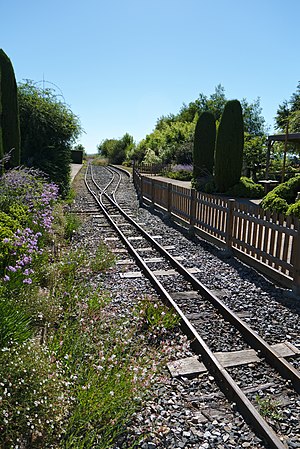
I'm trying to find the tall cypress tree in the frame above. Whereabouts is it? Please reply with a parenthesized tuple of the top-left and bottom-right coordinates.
(214, 100, 244, 192)
(0, 67, 3, 164)
(193, 111, 216, 180)
(0, 49, 21, 167)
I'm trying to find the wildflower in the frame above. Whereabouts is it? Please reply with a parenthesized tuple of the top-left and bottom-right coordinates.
(23, 278, 32, 284)
(3, 275, 10, 282)
(7, 266, 16, 272)
(109, 391, 114, 396)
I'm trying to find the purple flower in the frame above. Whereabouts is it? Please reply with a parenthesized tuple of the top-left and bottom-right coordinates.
(3, 275, 10, 282)
(7, 266, 16, 272)
(23, 278, 32, 284)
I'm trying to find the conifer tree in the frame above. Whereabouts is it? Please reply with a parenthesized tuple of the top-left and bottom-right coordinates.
(193, 111, 216, 180)
(0, 49, 20, 167)
(215, 100, 244, 192)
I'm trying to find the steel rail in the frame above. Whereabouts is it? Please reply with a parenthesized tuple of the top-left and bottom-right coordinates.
(92, 165, 300, 396)
(85, 164, 291, 449)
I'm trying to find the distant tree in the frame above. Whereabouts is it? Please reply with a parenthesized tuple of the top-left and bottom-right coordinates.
(276, 81, 300, 132)
(73, 143, 85, 152)
(18, 80, 82, 197)
(243, 133, 267, 182)
(156, 85, 265, 137)
(97, 133, 135, 164)
(240, 98, 266, 136)
(215, 100, 244, 192)
(97, 139, 119, 158)
(133, 121, 195, 165)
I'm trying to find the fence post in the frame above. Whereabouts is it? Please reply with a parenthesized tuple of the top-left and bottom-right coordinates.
(132, 160, 136, 187)
(292, 218, 300, 296)
(150, 178, 155, 208)
(225, 199, 235, 252)
(164, 182, 173, 220)
(189, 188, 196, 234)
(139, 175, 144, 206)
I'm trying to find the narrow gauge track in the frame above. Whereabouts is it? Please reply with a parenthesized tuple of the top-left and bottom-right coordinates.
(84, 163, 300, 449)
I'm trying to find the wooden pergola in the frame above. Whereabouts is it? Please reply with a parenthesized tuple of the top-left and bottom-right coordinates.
(266, 132, 300, 179)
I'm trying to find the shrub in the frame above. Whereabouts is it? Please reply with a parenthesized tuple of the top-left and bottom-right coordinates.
(261, 192, 289, 214)
(287, 200, 300, 218)
(167, 170, 193, 181)
(261, 175, 300, 215)
(18, 81, 82, 197)
(167, 164, 193, 181)
(0, 340, 69, 448)
(271, 175, 300, 203)
(225, 177, 264, 198)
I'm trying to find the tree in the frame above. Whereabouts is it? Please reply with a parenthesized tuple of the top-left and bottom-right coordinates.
(0, 49, 20, 167)
(215, 100, 244, 192)
(97, 133, 135, 164)
(193, 111, 216, 179)
(133, 120, 195, 165)
(243, 133, 267, 182)
(18, 81, 82, 196)
(276, 81, 300, 132)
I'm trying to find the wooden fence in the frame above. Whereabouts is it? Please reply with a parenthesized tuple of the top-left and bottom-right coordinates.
(133, 167, 300, 295)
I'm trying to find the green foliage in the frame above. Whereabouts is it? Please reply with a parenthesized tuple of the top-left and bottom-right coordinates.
(92, 156, 109, 166)
(0, 299, 32, 348)
(0, 49, 20, 167)
(0, 340, 69, 448)
(64, 212, 82, 240)
(193, 111, 216, 179)
(287, 200, 300, 218)
(89, 241, 116, 272)
(276, 81, 300, 132)
(137, 299, 180, 330)
(166, 170, 193, 181)
(215, 100, 244, 192)
(261, 175, 300, 215)
(261, 192, 289, 214)
(128, 85, 266, 171)
(134, 120, 195, 164)
(18, 80, 82, 197)
(243, 133, 267, 181)
(97, 133, 135, 164)
(225, 177, 264, 198)
(255, 394, 282, 420)
(156, 84, 266, 136)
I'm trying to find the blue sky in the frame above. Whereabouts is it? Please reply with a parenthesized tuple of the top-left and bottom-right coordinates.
(1, 0, 300, 153)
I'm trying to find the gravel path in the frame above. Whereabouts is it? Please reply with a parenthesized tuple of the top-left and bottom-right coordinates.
(71, 166, 300, 449)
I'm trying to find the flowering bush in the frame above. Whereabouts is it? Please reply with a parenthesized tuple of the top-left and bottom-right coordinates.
(166, 164, 193, 181)
(0, 168, 59, 283)
(0, 340, 70, 448)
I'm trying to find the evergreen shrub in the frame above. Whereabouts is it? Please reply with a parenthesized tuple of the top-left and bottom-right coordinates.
(225, 177, 264, 198)
(287, 200, 300, 218)
(261, 175, 300, 215)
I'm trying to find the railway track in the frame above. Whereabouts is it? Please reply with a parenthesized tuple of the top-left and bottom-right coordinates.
(80, 163, 300, 449)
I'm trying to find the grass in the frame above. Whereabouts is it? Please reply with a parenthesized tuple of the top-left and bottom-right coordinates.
(1, 227, 179, 448)
(255, 394, 283, 421)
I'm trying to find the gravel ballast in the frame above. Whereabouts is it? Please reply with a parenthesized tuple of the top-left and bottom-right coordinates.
(70, 166, 300, 448)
